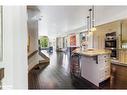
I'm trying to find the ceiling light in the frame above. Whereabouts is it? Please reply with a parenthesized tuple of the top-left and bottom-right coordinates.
(90, 27, 96, 32)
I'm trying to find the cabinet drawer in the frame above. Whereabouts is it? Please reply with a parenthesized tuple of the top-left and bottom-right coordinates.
(99, 67, 110, 82)
(98, 58, 110, 63)
(99, 71, 105, 82)
(105, 62, 110, 67)
(98, 54, 110, 59)
(99, 76, 105, 82)
(105, 67, 110, 74)
(99, 61, 110, 67)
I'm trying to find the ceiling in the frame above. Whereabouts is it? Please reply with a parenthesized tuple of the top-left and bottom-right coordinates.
(33, 6, 127, 37)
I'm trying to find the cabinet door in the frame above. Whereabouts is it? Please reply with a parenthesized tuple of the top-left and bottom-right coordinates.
(93, 26, 106, 49)
(81, 56, 99, 86)
(94, 21, 120, 49)
(0, 6, 2, 61)
(122, 21, 127, 43)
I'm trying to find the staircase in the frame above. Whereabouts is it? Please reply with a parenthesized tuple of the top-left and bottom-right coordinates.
(28, 50, 50, 72)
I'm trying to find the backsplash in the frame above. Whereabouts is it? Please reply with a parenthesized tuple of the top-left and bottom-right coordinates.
(122, 42, 127, 49)
(118, 49, 127, 64)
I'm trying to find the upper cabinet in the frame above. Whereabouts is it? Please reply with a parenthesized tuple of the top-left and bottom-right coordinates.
(121, 20, 127, 43)
(0, 6, 3, 61)
(93, 21, 120, 49)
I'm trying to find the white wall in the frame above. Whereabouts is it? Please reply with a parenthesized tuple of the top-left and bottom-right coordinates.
(56, 37, 64, 49)
(38, 18, 48, 36)
(67, 35, 70, 47)
(0, 6, 28, 89)
(49, 37, 56, 49)
(38, 18, 60, 37)
(76, 33, 80, 47)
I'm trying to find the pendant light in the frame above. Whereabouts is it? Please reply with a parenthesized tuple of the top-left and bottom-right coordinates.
(87, 16, 90, 32)
(89, 8, 92, 32)
(90, 6, 96, 32)
(86, 6, 96, 32)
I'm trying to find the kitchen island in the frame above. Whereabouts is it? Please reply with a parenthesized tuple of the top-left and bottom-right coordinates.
(72, 48, 111, 87)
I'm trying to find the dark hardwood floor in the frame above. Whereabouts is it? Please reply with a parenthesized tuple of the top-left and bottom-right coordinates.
(29, 51, 74, 89)
(28, 51, 97, 89)
(28, 50, 127, 89)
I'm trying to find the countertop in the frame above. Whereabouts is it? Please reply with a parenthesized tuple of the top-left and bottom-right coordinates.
(111, 59, 127, 67)
(72, 48, 111, 57)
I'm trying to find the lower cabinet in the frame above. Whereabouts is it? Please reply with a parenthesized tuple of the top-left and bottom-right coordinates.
(80, 54, 111, 87)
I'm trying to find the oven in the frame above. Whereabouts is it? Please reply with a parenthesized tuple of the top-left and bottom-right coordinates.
(105, 32, 117, 58)
(105, 40, 116, 48)
(110, 49, 117, 58)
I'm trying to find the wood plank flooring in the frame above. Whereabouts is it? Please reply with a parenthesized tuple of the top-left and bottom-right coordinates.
(28, 51, 127, 89)
(28, 51, 96, 89)
(29, 52, 74, 89)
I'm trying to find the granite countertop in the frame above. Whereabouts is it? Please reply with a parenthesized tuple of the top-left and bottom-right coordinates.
(72, 48, 111, 57)
(111, 59, 127, 67)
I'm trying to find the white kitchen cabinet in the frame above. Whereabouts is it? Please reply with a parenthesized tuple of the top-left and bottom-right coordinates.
(81, 54, 111, 87)
(121, 20, 127, 43)
(93, 21, 120, 49)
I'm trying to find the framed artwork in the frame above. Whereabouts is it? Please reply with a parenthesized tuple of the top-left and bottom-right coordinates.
(0, 6, 3, 61)
(70, 34, 76, 46)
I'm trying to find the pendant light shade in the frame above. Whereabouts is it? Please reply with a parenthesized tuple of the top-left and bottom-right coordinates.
(90, 27, 96, 32)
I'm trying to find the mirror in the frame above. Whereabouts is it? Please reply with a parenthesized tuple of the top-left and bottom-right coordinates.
(0, 6, 3, 61)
